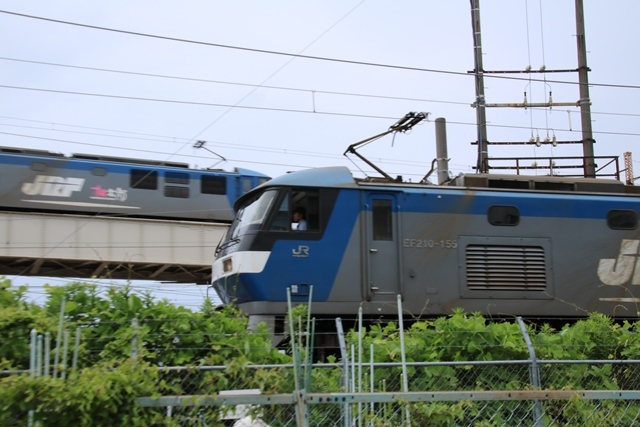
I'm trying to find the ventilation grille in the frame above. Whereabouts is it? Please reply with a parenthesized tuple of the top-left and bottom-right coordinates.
(466, 245, 547, 291)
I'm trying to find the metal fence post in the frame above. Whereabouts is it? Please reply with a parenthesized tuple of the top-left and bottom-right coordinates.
(53, 297, 66, 379)
(28, 329, 37, 427)
(336, 317, 351, 427)
(358, 306, 363, 427)
(61, 329, 70, 380)
(44, 332, 51, 377)
(72, 327, 81, 370)
(397, 295, 411, 427)
(36, 334, 43, 377)
(369, 343, 374, 427)
(29, 329, 36, 378)
(517, 317, 544, 426)
(287, 288, 309, 427)
(131, 318, 138, 366)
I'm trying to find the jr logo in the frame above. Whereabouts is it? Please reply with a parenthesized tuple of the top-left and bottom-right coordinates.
(598, 239, 640, 286)
(292, 245, 310, 258)
(22, 175, 85, 197)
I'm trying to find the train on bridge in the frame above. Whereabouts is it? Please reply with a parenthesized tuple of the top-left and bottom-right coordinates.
(0, 146, 270, 222)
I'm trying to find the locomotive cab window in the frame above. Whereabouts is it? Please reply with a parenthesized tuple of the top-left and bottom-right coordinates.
(488, 205, 520, 226)
(228, 189, 279, 239)
(267, 189, 319, 232)
(131, 169, 158, 190)
(291, 190, 319, 231)
(607, 210, 638, 230)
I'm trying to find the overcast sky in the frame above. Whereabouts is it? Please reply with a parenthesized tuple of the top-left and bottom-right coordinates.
(2, 1, 638, 307)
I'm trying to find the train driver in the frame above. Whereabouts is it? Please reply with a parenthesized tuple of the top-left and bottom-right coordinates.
(292, 207, 307, 231)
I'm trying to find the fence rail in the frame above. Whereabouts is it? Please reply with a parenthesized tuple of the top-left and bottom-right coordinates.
(129, 360, 640, 427)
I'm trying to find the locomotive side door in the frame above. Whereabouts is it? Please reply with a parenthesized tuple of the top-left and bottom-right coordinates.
(364, 194, 400, 301)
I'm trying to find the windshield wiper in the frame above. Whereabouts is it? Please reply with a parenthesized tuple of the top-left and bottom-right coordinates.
(216, 236, 240, 256)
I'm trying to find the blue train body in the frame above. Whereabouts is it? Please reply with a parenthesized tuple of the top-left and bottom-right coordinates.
(0, 146, 270, 222)
(212, 166, 640, 327)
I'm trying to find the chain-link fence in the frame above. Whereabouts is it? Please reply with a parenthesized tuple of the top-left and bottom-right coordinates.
(4, 360, 640, 426)
(131, 313, 640, 426)
(134, 361, 640, 427)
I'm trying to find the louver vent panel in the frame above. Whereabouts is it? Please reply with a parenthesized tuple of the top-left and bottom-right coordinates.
(466, 245, 547, 291)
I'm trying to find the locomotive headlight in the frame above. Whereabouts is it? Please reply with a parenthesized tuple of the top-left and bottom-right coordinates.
(213, 251, 270, 281)
(223, 257, 233, 273)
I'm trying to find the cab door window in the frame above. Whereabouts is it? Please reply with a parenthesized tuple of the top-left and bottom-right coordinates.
(372, 199, 393, 240)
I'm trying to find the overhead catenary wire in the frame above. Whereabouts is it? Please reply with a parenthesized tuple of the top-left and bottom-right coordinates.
(2, 110, 638, 183)
(3, 56, 640, 112)
(0, 130, 440, 178)
(1, 116, 639, 184)
(2, 85, 639, 139)
(0, 56, 472, 107)
(4, 109, 640, 151)
(1, 10, 639, 90)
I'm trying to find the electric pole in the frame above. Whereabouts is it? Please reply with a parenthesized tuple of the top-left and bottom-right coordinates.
(575, 0, 596, 177)
(470, 0, 595, 177)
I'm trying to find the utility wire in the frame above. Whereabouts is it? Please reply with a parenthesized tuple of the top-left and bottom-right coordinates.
(1, 9, 639, 90)
(0, 122, 435, 168)
(0, 56, 471, 106)
(3, 82, 638, 128)
(6, 56, 640, 117)
(0, 130, 442, 180)
(3, 105, 640, 142)
(0, 83, 407, 120)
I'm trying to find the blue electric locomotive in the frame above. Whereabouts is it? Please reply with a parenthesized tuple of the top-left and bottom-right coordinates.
(212, 164, 640, 332)
(0, 146, 270, 222)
